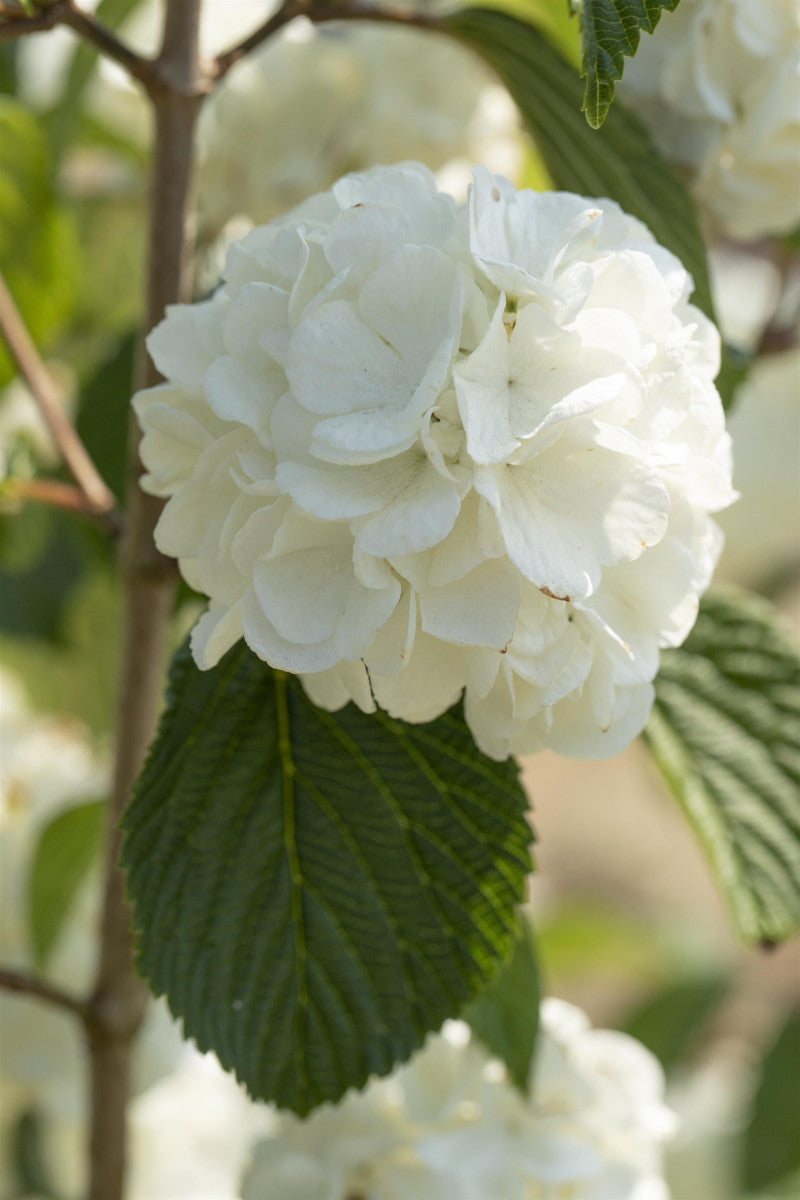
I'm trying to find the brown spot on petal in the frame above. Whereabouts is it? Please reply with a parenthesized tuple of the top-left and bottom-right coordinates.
(491, 186, 501, 201)
(540, 586, 570, 602)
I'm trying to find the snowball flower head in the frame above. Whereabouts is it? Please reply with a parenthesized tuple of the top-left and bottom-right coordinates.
(242, 1003, 676, 1199)
(135, 163, 734, 760)
(620, 0, 800, 240)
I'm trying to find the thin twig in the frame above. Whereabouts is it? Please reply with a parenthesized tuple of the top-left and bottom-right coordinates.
(0, 966, 90, 1021)
(2, 476, 121, 529)
(213, 0, 443, 81)
(0, 269, 119, 523)
(0, 0, 162, 92)
(59, 0, 159, 89)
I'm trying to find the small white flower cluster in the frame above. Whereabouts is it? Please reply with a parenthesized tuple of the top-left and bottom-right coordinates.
(620, 0, 800, 241)
(196, 23, 521, 232)
(135, 163, 734, 760)
(243, 1002, 676, 1200)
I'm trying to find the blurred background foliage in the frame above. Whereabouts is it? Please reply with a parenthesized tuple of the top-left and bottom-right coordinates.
(0, 1, 797, 1197)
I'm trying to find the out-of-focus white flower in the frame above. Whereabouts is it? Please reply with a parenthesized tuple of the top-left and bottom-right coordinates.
(708, 245, 783, 354)
(127, 1049, 275, 1200)
(0, 671, 184, 1199)
(717, 348, 800, 587)
(195, 22, 521, 232)
(620, 0, 800, 241)
(242, 1002, 677, 1200)
(17, 2, 521, 225)
(135, 162, 735, 760)
(663, 1038, 754, 1200)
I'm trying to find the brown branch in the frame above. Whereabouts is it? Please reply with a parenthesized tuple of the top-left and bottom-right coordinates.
(0, 270, 120, 524)
(0, 966, 90, 1020)
(2, 476, 122, 531)
(213, 0, 443, 81)
(84, 3, 202, 1197)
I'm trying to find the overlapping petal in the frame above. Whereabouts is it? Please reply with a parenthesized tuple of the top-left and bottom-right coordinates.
(135, 163, 734, 760)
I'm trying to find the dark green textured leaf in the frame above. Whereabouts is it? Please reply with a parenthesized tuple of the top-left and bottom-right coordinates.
(29, 799, 105, 968)
(622, 977, 727, 1069)
(573, 0, 679, 127)
(123, 639, 532, 1114)
(646, 588, 800, 945)
(464, 914, 539, 1091)
(743, 1011, 800, 1193)
(446, 8, 714, 322)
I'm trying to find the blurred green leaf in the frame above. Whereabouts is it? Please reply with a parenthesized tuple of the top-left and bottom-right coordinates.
(11, 1110, 60, 1200)
(743, 1011, 800, 1193)
(0, 506, 86, 640)
(0, 98, 78, 387)
(28, 799, 105, 968)
(46, 0, 145, 157)
(0, 45, 17, 96)
(744, 1168, 800, 1200)
(646, 588, 800, 945)
(464, 914, 539, 1091)
(75, 329, 135, 503)
(574, 0, 679, 128)
(0, 565, 121, 734)
(622, 977, 728, 1070)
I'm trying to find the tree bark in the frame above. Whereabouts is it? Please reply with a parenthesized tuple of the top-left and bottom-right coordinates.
(85, 4, 204, 1198)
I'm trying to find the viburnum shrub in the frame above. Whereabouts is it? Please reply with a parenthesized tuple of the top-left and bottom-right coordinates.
(1, 1, 798, 1197)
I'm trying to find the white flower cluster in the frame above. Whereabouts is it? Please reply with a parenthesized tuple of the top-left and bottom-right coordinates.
(135, 163, 734, 760)
(620, 0, 800, 241)
(243, 1002, 676, 1200)
(196, 23, 520, 232)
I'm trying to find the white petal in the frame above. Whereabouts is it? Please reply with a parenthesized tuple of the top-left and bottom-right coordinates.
(351, 458, 462, 556)
(370, 632, 466, 723)
(288, 299, 410, 417)
(301, 660, 376, 714)
(204, 354, 284, 443)
(191, 603, 244, 669)
(146, 295, 228, 386)
(419, 559, 521, 649)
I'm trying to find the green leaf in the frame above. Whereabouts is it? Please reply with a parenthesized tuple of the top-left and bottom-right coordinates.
(75, 329, 135, 503)
(446, 8, 713, 319)
(622, 977, 727, 1070)
(573, 0, 679, 127)
(0, 98, 78, 388)
(0, 45, 17, 96)
(28, 799, 105, 968)
(123, 639, 532, 1113)
(645, 588, 800, 945)
(743, 1011, 800, 1193)
(464, 914, 539, 1091)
